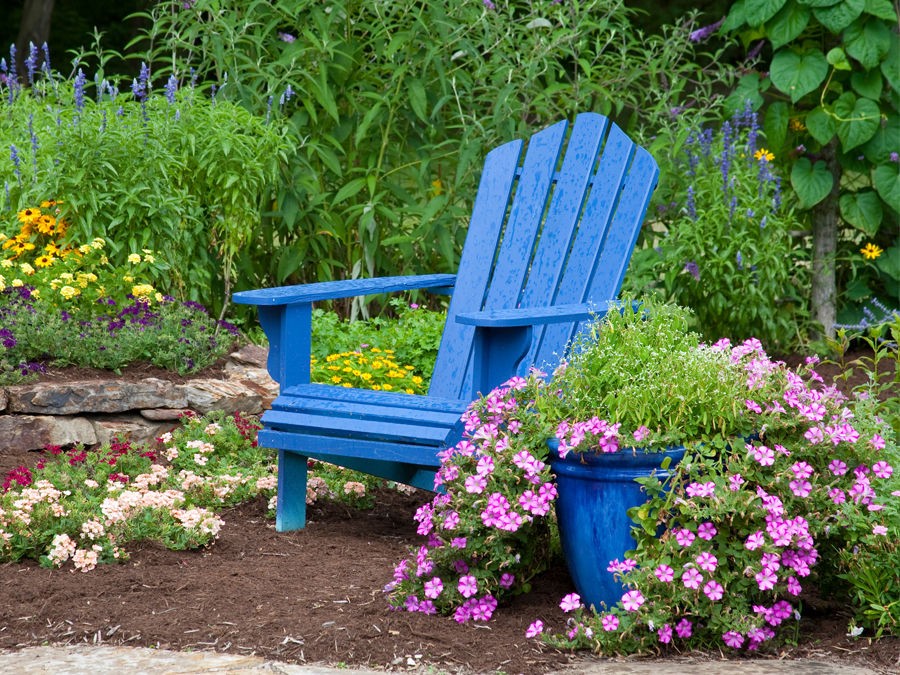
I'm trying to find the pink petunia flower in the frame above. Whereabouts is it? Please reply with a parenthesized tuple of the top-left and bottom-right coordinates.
(681, 568, 703, 590)
(828, 459, 848, 476)
(559, 592, 582, 612)
(697, 522, 718, 540)
(723, 630, 745, 648)
(695, 551, 718, 572)
(601, 613, 619, 631)
(658, 623, 673, 643)
(675, 618, 692, 638)
(872, 461, 893, 479)
(458, 575, 478, 598)
(621, 589, 645, 611)
(675, 528, 696, 547)
(873, 525, 888, 536)
(654, 564, 674, 583)
(525, 620, 544, 638)
(703, 580, 724, 601)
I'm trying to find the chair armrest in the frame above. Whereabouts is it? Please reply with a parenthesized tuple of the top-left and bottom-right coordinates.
(456, 303, 604, 328)
(233, 274, 457, 307)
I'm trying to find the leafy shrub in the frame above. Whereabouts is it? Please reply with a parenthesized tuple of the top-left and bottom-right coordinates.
(131, 0, 730, 317)
(638, 106, 808, 349)
(0, 52, 292, 314)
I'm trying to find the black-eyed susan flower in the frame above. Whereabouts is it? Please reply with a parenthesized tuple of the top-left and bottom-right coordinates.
(861, 243, 883, 260)
(34, 254, 54, 268)
(17, 207, 40, 223)
(36, 214, 56, 235)
(754, 148, 775, 162)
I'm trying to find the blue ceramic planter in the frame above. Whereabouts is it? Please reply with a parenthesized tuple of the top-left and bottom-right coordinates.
(548, 439, 686, 610)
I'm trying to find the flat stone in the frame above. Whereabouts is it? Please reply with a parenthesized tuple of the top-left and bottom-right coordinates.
(225, 365, 279, 406)
(177, 378, 263, 415)
(229, 343, 269, 368)
(5, 379, 187, 415)
(0, 388, 6, 413)
(140, 408, 187, 421)
(92, 415, 173, 446)
(0, 414, 97, 451)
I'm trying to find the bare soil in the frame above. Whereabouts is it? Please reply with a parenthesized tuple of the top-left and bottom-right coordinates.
(0, 352, 897, 674)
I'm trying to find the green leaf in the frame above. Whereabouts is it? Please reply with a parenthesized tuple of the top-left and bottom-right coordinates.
(724, 73, 765, 115)
(833, 92, 881, 150)
(768, 1, 812, 48)
(826, 46, 852, 70)
(745, 0, 789, 26)
(813, 0, 864, 33)
(861, 114, 900, 163)
(850, 69, 883, 99)
(407, 79, 428, 123)
(770, 47, 828, 102)
(875, 244, 900, 282)
(873, 163, 900, 212)
(798, 0, 842, 6)
(722, 0, 749, 31)
(844, 17, 892, 68)
(840, 190, 883, 236)
(881, 37, 900, 90)
(805, 106, 836, 144)
(863, 0, 898, 21)
(791, 157, 834, 208)
(764, 101, 791, 153)
(332, 177, 368, 205)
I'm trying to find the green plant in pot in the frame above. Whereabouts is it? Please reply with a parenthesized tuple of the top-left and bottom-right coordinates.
(538, 301, 781, 611)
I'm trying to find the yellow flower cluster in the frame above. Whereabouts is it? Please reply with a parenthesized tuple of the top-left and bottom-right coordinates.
(1, 202, 78, 266)
(311, 346, 426, 395)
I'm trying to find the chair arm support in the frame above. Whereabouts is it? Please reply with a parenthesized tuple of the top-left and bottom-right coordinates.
(456, 303, 604, 328)
(233, 274, 457, 307)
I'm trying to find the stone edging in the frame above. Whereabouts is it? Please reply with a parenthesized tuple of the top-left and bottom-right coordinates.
(0, 345, 279, 453)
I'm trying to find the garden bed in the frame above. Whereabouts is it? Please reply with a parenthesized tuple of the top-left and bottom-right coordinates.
(0, 490, 896, 674)
(0, 351, 896, 674)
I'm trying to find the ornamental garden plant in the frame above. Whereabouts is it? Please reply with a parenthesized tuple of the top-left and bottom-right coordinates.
(387, 301, 899, 649)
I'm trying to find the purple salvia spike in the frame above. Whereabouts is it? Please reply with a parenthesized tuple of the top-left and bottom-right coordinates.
(165, 73, 178, 104)
(74, 68, 86, 112)
(25, 42, 38, 85)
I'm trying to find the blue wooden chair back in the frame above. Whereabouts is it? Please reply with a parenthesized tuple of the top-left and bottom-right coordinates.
(429, 112, 658, 399)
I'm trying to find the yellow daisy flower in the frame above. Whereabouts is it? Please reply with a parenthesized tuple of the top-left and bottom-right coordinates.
(17, 207, 40, 223)
(34, 255, 54, 268)
(860, 243, 883, 260)
(754, 148, 775, 162)
(44, 242, 60, 255)
(36, 214, 56, 235)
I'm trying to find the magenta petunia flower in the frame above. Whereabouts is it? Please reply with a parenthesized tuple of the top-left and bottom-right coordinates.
(745, 531, 765, 550)
(525, 620, 544, 638)
(601, 613, 619, 631)
(559, 592, 582, 612)
(695, 551, 718, 572)
(723, 630, 745, 648)
(658, 623, 673, 643)
(872, 461, 893, 479)
(675, 528, 696, 547)
(654, 564, 675, 582)
(621, 589, 645, 611)
(697, 522, 718, 540)
(675, 618, 693, 638)
(424, 577, 443, 599)
(703, 580, 724, 601)
(681, 568, 703, 590)
(458, 575, 478, 598)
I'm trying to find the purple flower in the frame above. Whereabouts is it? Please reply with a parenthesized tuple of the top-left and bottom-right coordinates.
(681, 568, 703, 590)
(483, 0, 496, 8)
(74, 68, 87, 111)
(24, 41, 38, 84)
(9, 144, 21, 183)
(601, 613, 619, 631)
(424, 577, 443, 599)
(703, 580, 724, 601)
(165, 74, 178, 104)
(278, 32, 296, 43)
(654, 564, 674, 583)
(723, 630, 745, 649)
(658, 623, 673, 643)
(675, 618, 692, 638)
(689, 17, 725, 43)
(684, 261, 700, 281)
(458, 575, 478, 598)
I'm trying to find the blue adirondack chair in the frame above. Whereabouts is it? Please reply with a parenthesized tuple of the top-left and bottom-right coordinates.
(233, 112, 659, 531)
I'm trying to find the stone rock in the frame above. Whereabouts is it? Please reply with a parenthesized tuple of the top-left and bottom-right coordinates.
(140, 408, 188, 421)
(6, 379, 187, 415)
(224, 365, 279, 407)
(92, 415, 172, 446)
(0, 415, 97, 451)
(176, 379, 263, 416)
(228, 344, 269, 368)
(0, 388, 6, 413)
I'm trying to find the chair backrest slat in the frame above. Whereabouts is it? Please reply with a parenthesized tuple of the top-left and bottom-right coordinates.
(428, 113, 658, 400)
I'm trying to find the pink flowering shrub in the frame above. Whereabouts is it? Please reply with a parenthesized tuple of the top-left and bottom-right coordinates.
(385, 374, 557, 621)
(0, 412, 277, 570)
(387, 302, 898, 649)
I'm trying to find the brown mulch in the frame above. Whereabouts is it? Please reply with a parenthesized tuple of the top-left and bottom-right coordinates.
(0, 351, 897, 673)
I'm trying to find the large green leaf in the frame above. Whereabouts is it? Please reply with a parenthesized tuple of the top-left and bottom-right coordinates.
(876, 244, 900, 282)
(850, 69, 883, 99)
(861, 114, 900, 163)
(873, 163, 900, 212)
(792, 157, 834, 208)
(840, 190, 883, 236)
(764, 101, 791, 153)
(833, 92, 881, 150)
(881, 37, 900, 91)
(798, 0, 842, 6)
(722, 0, 749, 31)
(768, 1, 812, 48)
(725, 73, 766, 115)
(805, 106, 836, 144)
(770, 48, 828, 101)
(746, 0, 789, 26)
(844, 17, 892, 68)
(863, 0, 898, 21)
(813, 0, 864, 33)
